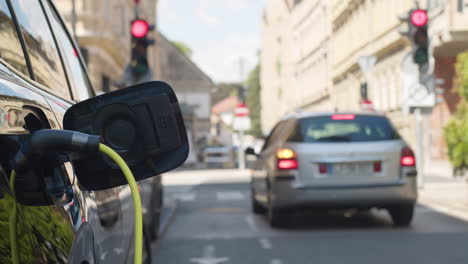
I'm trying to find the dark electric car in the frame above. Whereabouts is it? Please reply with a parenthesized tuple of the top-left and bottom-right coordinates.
(0, 0, 164, 263)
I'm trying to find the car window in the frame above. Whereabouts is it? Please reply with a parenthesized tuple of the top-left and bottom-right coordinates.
(0, 0, 28, 76)
(42, 0, 93, 101)
(292, 115, 401, 142)
(10, 0, 70, 99)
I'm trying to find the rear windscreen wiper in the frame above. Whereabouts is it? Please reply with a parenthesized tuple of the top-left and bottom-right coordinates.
(315, 135, 351, 142)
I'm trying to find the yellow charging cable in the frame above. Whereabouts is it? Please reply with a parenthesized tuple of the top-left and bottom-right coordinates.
(9, 170, 19, 264)
(99, 143, 143, 264)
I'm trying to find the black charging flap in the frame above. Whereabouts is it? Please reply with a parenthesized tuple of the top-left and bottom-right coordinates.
(63, 81, 188, 190)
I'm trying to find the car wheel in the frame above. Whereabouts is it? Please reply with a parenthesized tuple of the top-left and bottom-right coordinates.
(388, 204, 414, 227)
(267, 191, 287, 228)
(251, 189, 266, 214)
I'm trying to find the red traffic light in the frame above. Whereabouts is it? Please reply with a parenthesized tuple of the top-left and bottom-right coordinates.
(410, 9, 428, 27)
(131, 19, 149, 38)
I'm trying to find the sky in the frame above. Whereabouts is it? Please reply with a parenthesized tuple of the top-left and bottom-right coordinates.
(158, 0, 266, 83)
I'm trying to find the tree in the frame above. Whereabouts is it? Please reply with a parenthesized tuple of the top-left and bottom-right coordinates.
(444, 50, 468, 175)
(171, 41, 193, 58)
(245, 64, 263, 138)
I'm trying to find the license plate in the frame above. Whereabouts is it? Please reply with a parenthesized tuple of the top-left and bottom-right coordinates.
(331, 163, 372, 176)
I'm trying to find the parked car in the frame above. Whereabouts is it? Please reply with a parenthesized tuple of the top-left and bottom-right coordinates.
(0, 0, 163, 263)
(248, 112, 417, 228)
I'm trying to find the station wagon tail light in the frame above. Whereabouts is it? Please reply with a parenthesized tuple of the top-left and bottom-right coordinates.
(276, 148, 298, 170)
(401, 147, 416, 167)
(278, 159, 298, 170)
(331, 114, 355, 120)
(276, 148, 296, 159)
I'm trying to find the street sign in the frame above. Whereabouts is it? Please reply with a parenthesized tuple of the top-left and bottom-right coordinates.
(401, 51, 436, 113)
(234, 103, 249, 117)
(360, 99, 375, 112)
(233, 117, 251, 131)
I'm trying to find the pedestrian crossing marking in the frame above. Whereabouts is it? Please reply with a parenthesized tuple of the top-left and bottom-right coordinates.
(176, 192, 196, 201)
(216, 191, 245, 200)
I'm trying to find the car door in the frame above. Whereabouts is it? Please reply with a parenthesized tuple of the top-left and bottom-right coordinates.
(252, 121, 287, 204)
(39, 1, 135, 263)
(0, 0, 79, 263)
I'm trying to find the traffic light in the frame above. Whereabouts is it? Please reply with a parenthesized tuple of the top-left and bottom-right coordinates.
(399, 9, 429, 70)
(130, 19, 154, 78)
(410, 9, 429, 66)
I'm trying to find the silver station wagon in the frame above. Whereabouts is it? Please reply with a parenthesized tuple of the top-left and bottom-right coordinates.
(247, 112, 417, 228)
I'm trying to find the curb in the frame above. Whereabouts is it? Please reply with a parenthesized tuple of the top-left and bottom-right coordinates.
(419, 198, 468, 222)
(157, 198, 179, 239)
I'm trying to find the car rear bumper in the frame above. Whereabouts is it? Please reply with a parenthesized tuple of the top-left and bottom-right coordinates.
(270, 176, 417, 209)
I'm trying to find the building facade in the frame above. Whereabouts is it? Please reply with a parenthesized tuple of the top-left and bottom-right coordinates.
(155, 33, 214, 146)
(261, 0, 468, 172)
(260, 0, 333, 134)
(55, 0, 158, 93)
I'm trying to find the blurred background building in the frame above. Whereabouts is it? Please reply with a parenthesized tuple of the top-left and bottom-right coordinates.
(155, 33, 214, 162)
(260, 0, 468, 175)
(55, 0, 213, 164)
(54, 0, 158, 93)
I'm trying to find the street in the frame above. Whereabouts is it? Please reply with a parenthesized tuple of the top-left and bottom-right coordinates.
(153, 169, 468, 264)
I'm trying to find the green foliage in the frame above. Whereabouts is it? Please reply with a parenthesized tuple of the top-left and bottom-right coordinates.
(455, 51, 468, 100)
(245, 64, 263, 138)
(171, 41, 193, 58)
(444, 50, 468, 173)
(212, 83, 241, 104)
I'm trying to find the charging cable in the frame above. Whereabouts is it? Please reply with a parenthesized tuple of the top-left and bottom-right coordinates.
(10, 130, 144, 264)
(99, 143, 143, 264)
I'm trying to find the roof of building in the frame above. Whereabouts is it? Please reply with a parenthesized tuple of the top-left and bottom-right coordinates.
(211, 96, 240, 115)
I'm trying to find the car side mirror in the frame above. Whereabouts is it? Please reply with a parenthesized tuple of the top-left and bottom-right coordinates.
(63, 81, 188, 190)
(245, 147, 257, 156)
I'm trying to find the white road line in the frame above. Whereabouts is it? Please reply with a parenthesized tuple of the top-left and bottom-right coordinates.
(259, 237, 272, 249)
(176, 192, 196, 202)
(190, 245, 229, 264)
(270, 259, 283, 264)
(245, 215, 258, 232)
(216, 191, 245, 201)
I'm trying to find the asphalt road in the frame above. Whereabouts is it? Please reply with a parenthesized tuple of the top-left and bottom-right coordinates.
(153, 169, 468, 264)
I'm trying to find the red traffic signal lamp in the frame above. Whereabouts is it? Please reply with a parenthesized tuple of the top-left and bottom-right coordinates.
(131, 19, 150, 38)
(410, 9, 428, 27)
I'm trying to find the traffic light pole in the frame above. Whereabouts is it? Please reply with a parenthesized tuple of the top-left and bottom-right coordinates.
(415, 108, 424, 189)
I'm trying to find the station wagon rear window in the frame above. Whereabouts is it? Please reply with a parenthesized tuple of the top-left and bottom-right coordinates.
(289, 115, 401, 142)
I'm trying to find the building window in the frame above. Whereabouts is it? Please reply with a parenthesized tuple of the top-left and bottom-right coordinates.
(294, 0, 303, 6)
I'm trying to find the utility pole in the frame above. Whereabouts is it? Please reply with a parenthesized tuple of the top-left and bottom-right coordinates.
(71, 0, 77, 39)
(237, 57, 246, 170)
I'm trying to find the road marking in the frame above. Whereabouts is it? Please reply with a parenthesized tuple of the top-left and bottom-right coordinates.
(270, 259, 283, 264)
(259, 237, 272, 249)
(216, 191, 245, 201)
(190, 245, 229, 264)
(176, 192, 196, 202)
(245, 215, 258, 231)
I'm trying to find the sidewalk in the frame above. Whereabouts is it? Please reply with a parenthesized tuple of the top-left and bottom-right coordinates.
(419, 174, 468, 221)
